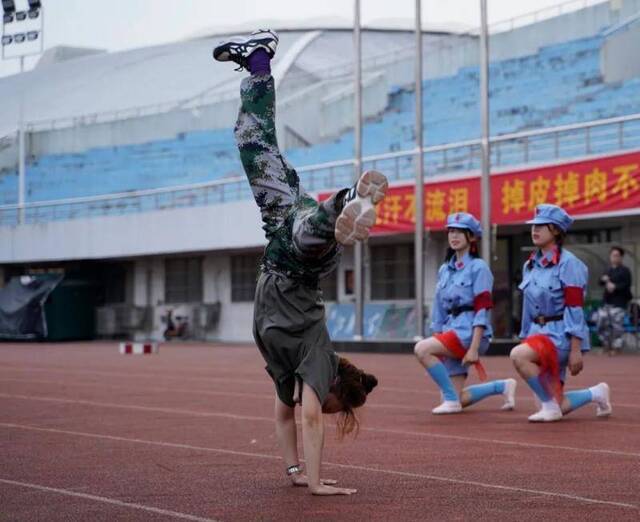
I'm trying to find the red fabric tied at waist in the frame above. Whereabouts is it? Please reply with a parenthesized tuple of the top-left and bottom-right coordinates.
(434, 330, 488, 381)
(564, 286, 584, 307)
(525, 334, 563, 403)
(473, 291, 493, 312)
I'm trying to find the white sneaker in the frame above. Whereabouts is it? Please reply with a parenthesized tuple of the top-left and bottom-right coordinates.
(528, 400, 563, 422)
(432, 400, 463, 415)
(592, 382, 612, 417)
(335, 170, 388, 246)
(500, 378, 517, 411)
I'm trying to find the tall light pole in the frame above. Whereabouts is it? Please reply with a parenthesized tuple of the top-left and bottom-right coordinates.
(2, 0, 45, 224)
(353, 0, 364, 340)
(479, 0, 491, 263)
(414, 0, 425, 340)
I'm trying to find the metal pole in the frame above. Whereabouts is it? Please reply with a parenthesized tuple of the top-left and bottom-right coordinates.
(414, 0, 425, 340)
(353, 0, 364, 340)
(18, 100, 25, 224)
(479, 0, 491, 265)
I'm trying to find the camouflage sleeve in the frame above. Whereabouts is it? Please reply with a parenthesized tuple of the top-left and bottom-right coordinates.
(291, 190, 348, 259)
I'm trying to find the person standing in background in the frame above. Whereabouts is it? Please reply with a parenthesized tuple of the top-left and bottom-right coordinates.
(596, 247, 633, 355)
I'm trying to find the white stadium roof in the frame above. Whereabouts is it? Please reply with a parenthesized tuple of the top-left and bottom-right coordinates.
(188, 17, 472, 38)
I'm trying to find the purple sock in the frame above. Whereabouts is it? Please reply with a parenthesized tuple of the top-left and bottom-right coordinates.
(247, 49, 271, 76)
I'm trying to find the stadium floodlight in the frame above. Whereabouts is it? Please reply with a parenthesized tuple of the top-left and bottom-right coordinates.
(2, 1, 44, 225)
(27, 0, 39, 18)
(2, 0, 15, 14)
(2, 0, 14, 22)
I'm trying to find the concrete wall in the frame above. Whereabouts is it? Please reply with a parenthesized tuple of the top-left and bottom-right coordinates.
(123, 251, 264, 343)
(117, 238, 445, 343)
(602, 20, 640, 83)
(488, 2, 612, 61)
(29, 98, 239, 156)
(278, 80, 342, 146)
(0, 198, 265, 263)
(487, 0, 639, 61)
(320, 72, 389, 141)
(201, 254, 256, 342)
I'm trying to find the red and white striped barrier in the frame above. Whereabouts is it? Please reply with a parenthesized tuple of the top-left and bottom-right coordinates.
(119, 342, 159, 355)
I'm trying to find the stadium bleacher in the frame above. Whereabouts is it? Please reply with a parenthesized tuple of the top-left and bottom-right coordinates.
(1, 33, 640, 207)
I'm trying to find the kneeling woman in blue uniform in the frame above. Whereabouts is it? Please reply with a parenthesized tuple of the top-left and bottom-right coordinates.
(510, 204, 612, 422)
(414, 213, 516, 414)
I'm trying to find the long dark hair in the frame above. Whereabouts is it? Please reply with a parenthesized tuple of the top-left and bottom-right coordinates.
(332, 357, 378, 439)
(445, 229, 480, 262)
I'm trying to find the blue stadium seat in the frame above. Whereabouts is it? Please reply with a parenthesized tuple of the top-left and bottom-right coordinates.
(4, 34, 639, 208)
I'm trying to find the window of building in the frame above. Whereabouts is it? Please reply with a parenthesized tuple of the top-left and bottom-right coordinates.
(165, 257, 203, 303)
(370, 244, 415, 300)
(231, 253, 262, 302)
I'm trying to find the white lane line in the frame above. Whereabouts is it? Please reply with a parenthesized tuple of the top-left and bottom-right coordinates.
(0, 367, 264, 387)
(0, 478, 218, 522)
(2, 366, 639, 402)
(1, 392, 639, 458)
(0, 377, 432, 412)
(0, 393, 272, 422)
(0, 377, 266, 401)
(5, 370, 640, 413)
(361, 426, 640, 458)
(3, 376, 640, 422)
(1, 423, 637, 511)
(3, 365, 639, 404)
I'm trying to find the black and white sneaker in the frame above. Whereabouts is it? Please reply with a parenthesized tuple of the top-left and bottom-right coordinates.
(213, 29, 279, 70)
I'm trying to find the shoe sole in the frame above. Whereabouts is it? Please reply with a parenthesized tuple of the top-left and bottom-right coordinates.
(356, 169, 388, 203)
(431, 401, 463, 415)
(335, 170, 388, 246)
(432, 408, 463, 415)
(528, 413, 563, 422)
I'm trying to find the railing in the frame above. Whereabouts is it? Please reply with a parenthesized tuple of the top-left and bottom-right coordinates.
(488, 0, 606, 34)
(1, 112, 639, 227)
(24, 90, 241, 133)
(601, 9, 640, 37)
(0, 177, 248, 226)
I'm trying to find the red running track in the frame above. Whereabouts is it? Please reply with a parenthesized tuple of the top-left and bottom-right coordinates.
(0, 342, 638, 521)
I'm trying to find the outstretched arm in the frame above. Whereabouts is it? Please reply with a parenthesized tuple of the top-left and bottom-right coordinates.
(301, 383, 356, 496)
(275, 392, 339, 488)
